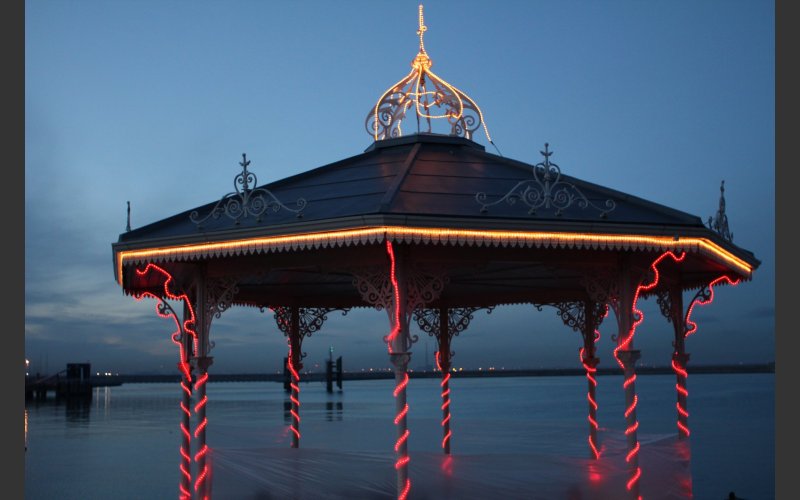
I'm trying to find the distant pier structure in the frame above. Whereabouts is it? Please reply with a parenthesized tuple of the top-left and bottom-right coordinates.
(326, 346, 343, 393)
(25, 363, 93, 401)
(282, 350, 343, 394)
(25, 363, 122, 401)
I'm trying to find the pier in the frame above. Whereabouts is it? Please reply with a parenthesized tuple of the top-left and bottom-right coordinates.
(25, 363, 122, 401)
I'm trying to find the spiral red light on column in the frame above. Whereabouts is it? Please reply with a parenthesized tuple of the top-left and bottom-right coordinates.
(612, 250, 685, 496)
(385, 240, 411, 500)
(193, 371, 210, 498)
(435, 351, 453, 450)
(580, 305, 607, 459)
(287, 343, 301, 443)
(134, 263, 198, 500)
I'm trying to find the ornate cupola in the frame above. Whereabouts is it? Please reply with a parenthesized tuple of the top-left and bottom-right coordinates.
(366, 4, 495, 148)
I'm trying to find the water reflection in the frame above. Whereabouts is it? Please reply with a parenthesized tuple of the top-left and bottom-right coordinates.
(24, 409, 28, 451)
(283, 398, 292, 424)
(93, 386, 111, 417)
(325, 401, 343, 421)
(65, 397, 91, 425)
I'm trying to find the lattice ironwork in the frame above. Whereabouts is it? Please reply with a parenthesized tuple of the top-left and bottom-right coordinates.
(351, 261, 447, 350)
(194, 276, 240, 355)
(534, 300, 608, 335)
(476, 143, 616, 217)
(190, 153, 307, 228)
(413, 306, 494, 341)
(270, 307, 350, 340)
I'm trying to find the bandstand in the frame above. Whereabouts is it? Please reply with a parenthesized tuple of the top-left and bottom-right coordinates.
(111, 6, 760, 500)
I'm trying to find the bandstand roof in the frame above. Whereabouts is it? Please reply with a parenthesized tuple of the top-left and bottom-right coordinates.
(112, 133, 759, 309)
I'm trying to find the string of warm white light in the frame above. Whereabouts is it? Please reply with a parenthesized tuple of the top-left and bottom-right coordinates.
(116, 227, 754, 287)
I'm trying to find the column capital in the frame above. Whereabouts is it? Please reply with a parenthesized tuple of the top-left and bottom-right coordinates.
(389, 352, 412, 369)
(582, 355, 600, 369)
(616, 349, 641, 366)
(672, 351, 691, 364)
(192, 356, 214, 371)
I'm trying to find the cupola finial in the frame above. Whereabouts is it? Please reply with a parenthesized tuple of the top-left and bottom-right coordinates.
(366, 4, 494, 147)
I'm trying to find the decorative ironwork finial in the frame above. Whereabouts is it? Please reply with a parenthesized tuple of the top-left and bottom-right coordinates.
(366, 4, 495, 146)
(126, 201, 131, 232)
(707, 180, 733, 242)
(475, 143, 616, 217)
(189, 153, 307, 229)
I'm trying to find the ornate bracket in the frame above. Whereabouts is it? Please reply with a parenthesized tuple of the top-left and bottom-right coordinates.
(683, 285, 713, 338)
(655, 289, 678, 324)
(139, 294, 187, 347)
(267, 307, 350, 360)
(197, 277, 240, 355)
(413, 306, 495, 344)
(534, 301, 608, 335)
(581, 270, 621, 342)
(190, 153, 307, 228)
(351, 262, 448, 350)
(581, 271, 619, 307)
(707, 180, 733, 242)
(475, 143, 616, 217)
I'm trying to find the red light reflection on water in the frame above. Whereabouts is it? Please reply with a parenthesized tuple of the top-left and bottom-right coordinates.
(441, 455, 454, 477)
(587, 460, 603, 483)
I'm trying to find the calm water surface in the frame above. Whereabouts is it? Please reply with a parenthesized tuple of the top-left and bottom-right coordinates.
(24, 373, 774, 499)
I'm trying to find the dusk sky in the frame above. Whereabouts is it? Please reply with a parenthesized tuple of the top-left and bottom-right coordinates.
(25, 1, 774, 375)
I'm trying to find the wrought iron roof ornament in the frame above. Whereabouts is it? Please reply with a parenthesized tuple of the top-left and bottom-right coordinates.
(190, 154, 307, 229)
(475, 143, 616, 217)
(707, 180, 733, 242)
(366, 4, 498, 151)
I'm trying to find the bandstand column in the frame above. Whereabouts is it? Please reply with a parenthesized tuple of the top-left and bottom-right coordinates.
(179, 303, 194, 500)
(388, 246, 412, 500)
(353, 241, 447, 500)
(617, 348, 641, 491)
(192, 274, 213, 500)
(288, 306, 303, 448)
(668, 287, 691, 439)
(437, 306, 452, 454)
(580, 300, 602, 459)
(192, 355, 213, 500)
(616, 263, 642, 499)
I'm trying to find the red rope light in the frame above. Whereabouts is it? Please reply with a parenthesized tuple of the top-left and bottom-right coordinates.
(385, 240, 402, 355)
(287, 342, 301, 443)
(673, 274, 741, 437)
(612, 250, 685, 495)
(193, 370, 210, 498)
(435, 351, 453, 450)
(613, 251, 686, 365)
(133, 263, 199, 500)
(579, 305, 607, 459)
(385, 240, 411, 500)
(684, 275, 741, 338)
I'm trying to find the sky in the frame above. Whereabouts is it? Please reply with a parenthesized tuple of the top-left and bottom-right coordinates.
(24, 0, 775, 375)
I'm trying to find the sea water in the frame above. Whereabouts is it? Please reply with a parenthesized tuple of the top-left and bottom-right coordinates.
(24, 373, 774, 499)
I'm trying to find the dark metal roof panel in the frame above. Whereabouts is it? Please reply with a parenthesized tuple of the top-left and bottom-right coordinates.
(117, 134, 721, 245)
